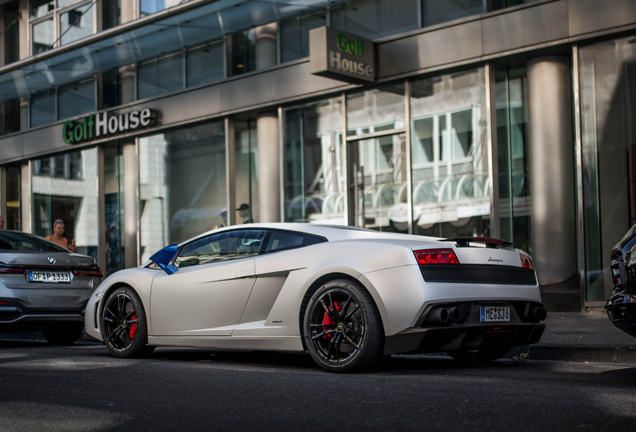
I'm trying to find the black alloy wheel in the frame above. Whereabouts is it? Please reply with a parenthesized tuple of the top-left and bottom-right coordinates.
(102, 287, 154, 358)
(303, 279, 383, 372)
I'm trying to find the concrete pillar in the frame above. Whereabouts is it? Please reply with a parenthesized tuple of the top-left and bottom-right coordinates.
(527, 56, 576, 285)
(122, 140, 138, 267)
(257, 112, 280, 222)
(119, 0, 137, 104)
(18, 1, 27, 59)
(255, 23, 277, 71)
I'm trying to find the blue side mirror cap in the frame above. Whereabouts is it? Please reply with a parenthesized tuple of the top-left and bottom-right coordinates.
(150, 244, 179, 274)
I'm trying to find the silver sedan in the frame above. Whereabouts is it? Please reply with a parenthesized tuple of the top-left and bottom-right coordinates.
(0, 230, 103, 344)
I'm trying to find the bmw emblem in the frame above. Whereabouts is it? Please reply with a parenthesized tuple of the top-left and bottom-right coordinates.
(48, 257, 56, 264)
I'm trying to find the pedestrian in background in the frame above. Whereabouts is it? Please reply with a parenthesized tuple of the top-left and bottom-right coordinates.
(46, 219, 76, 252)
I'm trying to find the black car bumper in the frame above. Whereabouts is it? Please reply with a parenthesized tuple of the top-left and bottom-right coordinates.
(384, 300, 546, 355)
(606, 291, 636, 338)
(0, 300, 84, 332)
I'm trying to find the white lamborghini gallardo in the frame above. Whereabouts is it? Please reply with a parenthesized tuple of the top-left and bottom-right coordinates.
(85, 224, 546, 372)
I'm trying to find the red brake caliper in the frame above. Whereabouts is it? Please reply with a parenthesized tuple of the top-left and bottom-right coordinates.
(322, 302, 340, 340)
(129, 310, 137, 340)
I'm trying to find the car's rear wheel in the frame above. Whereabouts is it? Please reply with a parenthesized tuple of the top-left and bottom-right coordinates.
(102, 287, 155, 358)
(42, 322, 84, 345)
(303, 279, 383, 373)
(447, 345, 512, 364)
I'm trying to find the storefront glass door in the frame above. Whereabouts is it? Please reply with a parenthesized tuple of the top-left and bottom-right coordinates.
(348, 132, 408, 231)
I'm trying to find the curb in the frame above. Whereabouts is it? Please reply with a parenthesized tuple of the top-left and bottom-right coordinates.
(510, 344, 636, 364)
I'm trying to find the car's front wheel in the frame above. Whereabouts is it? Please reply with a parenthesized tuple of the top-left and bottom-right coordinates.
(303, 279, 383, 373)
(102, 287, 155, 358)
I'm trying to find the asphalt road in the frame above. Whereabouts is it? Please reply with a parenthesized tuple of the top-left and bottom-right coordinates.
(0, 339, 635, 432)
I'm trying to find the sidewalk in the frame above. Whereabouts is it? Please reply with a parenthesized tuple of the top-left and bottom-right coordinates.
(510, 310, 636, 364)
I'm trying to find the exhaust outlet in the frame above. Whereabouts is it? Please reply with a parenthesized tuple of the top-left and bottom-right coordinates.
(426, 307, 449, 324)
(530, 306, 547, 321)
(446, 307, 461, 322)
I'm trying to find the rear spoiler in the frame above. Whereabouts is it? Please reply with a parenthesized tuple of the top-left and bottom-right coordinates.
(442, 237, 515, 249)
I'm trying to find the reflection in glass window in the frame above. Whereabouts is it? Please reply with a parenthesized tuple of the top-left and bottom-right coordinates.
(283, 97, 344, 224)
(331, 0, 418, 39)
(281, 11, 327, 63)
(103, 68, 123, 109)
(232, 23, 277, 75)
(187, 41, 224, 87)
(140, 0, 182, 17)
(264, 230, 326, 252)
(410, 68, 488, 238)
(139, 121, 226, 263)
(31, 89, 56, 128)
(32, 18, 54, 54)
(60, 3, 94, 45)
(32, 148, 99, 261)
(58, 79, 95, 120)
(422, 0, 483, 27)
(4, 9, 20, 64)
(104, 144, 125, 276)
(175, 229, 266, 268)
(347, 83, 405, 134)
(5, 166, 21, 231)
(491, 0, 537, 10)
(138, 52, 184, 99)
(30, 0, 55, 18)
(0, 98, 20, 135)
(235, 119, 259, 224)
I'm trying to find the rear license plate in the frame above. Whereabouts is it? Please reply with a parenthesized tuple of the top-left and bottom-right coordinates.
(28, 271, 71, 283)
(480, 306, 510, 322)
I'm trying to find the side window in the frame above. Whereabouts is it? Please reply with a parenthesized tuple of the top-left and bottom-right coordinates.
(175, 229, 266, 268)
(264, 230, 326, 253)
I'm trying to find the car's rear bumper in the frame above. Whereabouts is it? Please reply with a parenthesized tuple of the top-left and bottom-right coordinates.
(606, 291, 636, 338)
(384, 323, 545, 355)
(0, 301, 84, 332)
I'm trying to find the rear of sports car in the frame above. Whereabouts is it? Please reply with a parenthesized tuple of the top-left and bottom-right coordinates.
(605, 225, 636, 338)
(362, 237, 546, 361)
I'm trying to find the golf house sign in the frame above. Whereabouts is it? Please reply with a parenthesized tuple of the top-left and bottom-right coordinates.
(309, 27, 375, 83)
(62, 108, 157, 144)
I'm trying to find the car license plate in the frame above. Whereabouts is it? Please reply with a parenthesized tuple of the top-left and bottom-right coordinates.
(480, 306, 510, 322)
(28, 271, 71, 283)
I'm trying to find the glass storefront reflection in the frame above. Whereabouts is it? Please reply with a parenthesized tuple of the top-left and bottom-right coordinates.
(32, 148, 99, 260)
(104, 144, 124, 276)
(410, 68, 490, 238)
(283, 97, 344, 224)
(139, 121, 226, 263)
(579, 36, 636, 302)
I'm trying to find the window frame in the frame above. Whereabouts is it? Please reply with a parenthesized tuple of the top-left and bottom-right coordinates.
(29, 0, 96, 55)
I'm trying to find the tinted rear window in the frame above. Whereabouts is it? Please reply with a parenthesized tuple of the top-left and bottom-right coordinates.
(0, 231, 69, 252)
(264, 230, 326, 253)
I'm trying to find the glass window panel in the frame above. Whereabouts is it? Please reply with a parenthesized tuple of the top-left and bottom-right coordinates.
(102, 0, 121, 31)
(140, 0, 181, 17)
(412, 117, 434, 164)
(187, 41, 224, 87)
(32, 148, 99, 260)
(410, 68, 488, 238)
(139, 121, 226, 263)
(104, 144, 124, 276)
(422, 0, 483, 27)
(235, 119, 259, 223)
(1, 98, 20, 135)
(280, 10, 327, 63)
(60, 3, 94, 46)
(491, 0, 538, 11)
(579, 36, 636, 302)
(232, 23, 279, 76)
(31, 89, 56, 127)
(59, 0, 85, 8)
(283, 97, 344, 224)
(347, 83, 405, 134)
(6, 166, 21, 231)
(32, 18, 54, 55)
(30, 0, 55, 17)
(331, 0, 418, 40)
(102, 68, 122, 109)
(58, 79, 95, 120)
(175, 229, 266, 268)
(138, 52, 184, 99)
(4, 10, 20, 64)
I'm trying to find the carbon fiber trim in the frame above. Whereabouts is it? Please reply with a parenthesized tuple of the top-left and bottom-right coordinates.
(419, 264, 537, 285)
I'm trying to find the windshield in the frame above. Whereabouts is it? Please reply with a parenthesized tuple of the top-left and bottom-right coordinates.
(0, 231, 69, 252)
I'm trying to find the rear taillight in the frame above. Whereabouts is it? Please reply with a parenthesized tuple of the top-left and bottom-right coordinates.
(414, 249, 460, 265)
(0, 266, 24, 274)
(72, 266, 103, 278)
(0, 301, 9, 305)
(520, 255, 534, 270)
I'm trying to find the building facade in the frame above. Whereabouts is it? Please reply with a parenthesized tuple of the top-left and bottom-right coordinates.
(0, 0, 635, 311)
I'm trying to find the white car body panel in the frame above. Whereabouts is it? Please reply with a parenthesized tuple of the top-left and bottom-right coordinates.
(84, 223, 544, 354)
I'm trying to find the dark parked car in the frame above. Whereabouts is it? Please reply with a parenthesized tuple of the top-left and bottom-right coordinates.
(607, 224, 636, 337)
(0, 230, 102, 345)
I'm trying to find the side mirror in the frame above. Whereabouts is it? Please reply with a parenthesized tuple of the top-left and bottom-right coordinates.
(149, 244, 179, 275)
